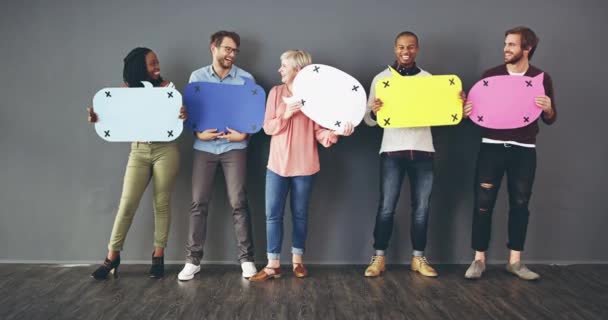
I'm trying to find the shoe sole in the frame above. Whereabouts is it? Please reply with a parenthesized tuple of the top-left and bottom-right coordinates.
(364, 270, 385, 277)
(249, 274, 281, 282)
(506, 270, 540, 281)
(411, 266, 438, 277)
(413, 271, 438, 277)
(464, 274, 482, 280)
(90, 267, 118, 280)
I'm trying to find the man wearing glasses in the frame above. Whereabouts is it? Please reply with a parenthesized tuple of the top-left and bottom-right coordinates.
(178, 31, 258, 280)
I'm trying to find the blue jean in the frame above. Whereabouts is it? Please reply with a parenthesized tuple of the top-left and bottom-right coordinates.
(372, 154, 434, 253)
(265, 169, 315, 260)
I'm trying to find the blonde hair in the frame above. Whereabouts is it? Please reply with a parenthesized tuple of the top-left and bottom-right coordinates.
(280, 50, 312, 70)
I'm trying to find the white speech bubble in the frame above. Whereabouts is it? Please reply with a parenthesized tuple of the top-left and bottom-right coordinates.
(92, 82, 183, 142)
(285, 64, 367, 134)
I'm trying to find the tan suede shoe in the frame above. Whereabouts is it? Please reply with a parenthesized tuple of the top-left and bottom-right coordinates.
(364, 256, 386, 277)
(411, 256, 438, 277)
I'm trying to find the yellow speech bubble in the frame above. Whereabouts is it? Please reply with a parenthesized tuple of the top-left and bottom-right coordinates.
(376, 67, 463, 128)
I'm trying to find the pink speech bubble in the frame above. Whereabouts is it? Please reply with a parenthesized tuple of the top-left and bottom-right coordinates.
(468, 73, 545, 129)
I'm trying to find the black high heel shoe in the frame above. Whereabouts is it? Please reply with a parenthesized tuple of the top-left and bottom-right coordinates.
(149, 253, 164, 278)
(91, 255, 120, 280)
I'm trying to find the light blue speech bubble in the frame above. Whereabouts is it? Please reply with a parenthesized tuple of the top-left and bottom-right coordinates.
(92, 82, 183, 142)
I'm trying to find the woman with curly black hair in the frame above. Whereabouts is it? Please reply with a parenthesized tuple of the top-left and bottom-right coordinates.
(87, 47, 185, 280)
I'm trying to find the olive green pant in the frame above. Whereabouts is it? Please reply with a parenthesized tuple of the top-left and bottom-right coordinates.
(108, 142, 179, 251)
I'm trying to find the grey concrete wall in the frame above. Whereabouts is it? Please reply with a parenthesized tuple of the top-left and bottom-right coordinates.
(1, 0, 606, 264)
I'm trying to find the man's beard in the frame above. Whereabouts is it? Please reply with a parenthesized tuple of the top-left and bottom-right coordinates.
(217, 56, 233, 69)
(505, 51, 523, 64)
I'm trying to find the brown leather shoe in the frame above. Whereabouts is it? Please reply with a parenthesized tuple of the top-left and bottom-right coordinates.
(293, 263, 308, 278)
(248, 267, 282, 282)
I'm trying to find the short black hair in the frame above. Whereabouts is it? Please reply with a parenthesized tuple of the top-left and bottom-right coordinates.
(395, 31, 419, 46)
(210, 31, 241, 48)
(122, 47, 163, 88)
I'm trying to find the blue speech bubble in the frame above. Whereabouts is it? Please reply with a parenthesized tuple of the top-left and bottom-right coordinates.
(184, 78, 266, 134)
(92, 81, 183, 142)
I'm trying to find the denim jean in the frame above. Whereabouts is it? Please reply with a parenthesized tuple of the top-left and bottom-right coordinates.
(372, 154, 434, 253)
(265, 169, 315, 260)
(471, 143, 536, 252)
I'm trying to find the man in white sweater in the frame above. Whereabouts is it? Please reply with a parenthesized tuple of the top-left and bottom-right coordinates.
(363, 31, 438, 278)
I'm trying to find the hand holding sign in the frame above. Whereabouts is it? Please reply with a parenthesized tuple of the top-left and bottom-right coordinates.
(184, 78, 265, 134)
(281, 97, 303, 119)
(376, 67, 463, 128)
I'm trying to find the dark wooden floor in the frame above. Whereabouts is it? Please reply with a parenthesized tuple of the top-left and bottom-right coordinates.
(1, 264, 607, 320)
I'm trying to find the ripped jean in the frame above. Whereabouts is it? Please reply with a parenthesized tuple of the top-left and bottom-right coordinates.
(471, 143, 536, 252)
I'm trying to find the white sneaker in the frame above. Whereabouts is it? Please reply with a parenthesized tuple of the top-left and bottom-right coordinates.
(178, 263, 200, 281)
(241, 261, 257, 278)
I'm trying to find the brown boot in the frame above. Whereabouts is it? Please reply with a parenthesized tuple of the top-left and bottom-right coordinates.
(364, 256, 386, 277)
(411, 256, 438, 277)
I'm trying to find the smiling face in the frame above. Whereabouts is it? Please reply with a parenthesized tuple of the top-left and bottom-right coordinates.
(394, 35, 419, 67)
(503, 33, 527, 64)
(211, 36, 239, 70)
(145, 51, 160, 80)
(278, 59, 299, 84)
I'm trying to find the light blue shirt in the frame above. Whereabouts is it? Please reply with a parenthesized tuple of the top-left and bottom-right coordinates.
(189, 65, 255, 154)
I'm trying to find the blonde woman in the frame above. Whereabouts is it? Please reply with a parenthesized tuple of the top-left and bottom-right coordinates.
(250, 50, 354, 281)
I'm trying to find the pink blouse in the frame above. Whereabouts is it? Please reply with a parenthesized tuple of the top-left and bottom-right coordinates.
(263, 84, 338, 177)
